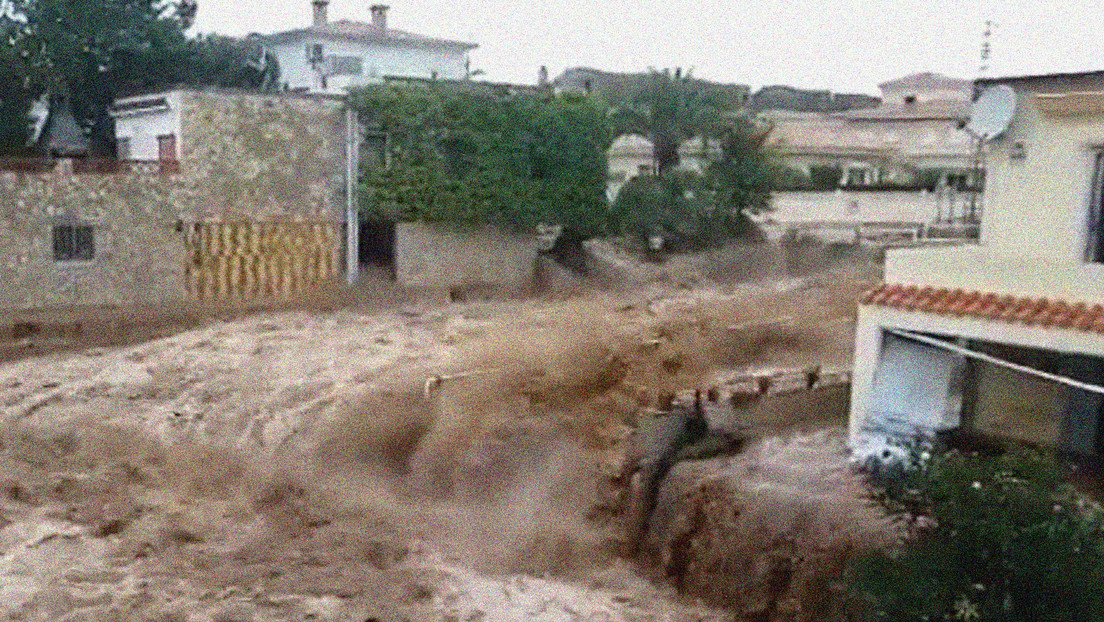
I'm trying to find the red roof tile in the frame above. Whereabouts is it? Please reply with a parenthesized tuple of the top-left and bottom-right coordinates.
(861, 283, 1104, 333)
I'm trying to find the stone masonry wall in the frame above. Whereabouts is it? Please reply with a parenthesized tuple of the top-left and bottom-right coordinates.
(0, 160, 187, 309)
(179, 90, 347, 223)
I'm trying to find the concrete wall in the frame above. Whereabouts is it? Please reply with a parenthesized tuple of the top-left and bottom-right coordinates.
(979, 78, 1104, 261)
(0, 160, 186, 309)
(770, 189, 976, 225)
(393, 221, 538, 289)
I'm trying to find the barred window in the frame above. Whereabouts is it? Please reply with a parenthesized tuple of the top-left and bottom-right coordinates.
(53, 224, 94, 262)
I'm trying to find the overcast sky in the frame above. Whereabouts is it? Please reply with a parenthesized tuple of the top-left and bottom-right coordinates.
(190, 0, 1104, 95)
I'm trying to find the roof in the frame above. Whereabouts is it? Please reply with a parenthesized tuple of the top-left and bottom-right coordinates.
(880, 72, 971, 91)
(976, 70, 1104, 86)
(860, 283, 1104, 333)
(765, 118, 893, 155)
(256, 19, 476, 50)
(838, 99, 970, 121)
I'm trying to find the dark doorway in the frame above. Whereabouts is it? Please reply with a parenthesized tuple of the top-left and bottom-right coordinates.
(358, 219, 395, 277)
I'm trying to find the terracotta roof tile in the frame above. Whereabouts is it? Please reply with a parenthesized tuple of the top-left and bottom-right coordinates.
(860, 283, 1104, 333)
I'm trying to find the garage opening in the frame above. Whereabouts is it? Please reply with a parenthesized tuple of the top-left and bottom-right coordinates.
(868, 328, 1104, 457)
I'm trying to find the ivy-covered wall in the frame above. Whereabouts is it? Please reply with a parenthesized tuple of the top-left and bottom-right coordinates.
(350, 83, 611, 236)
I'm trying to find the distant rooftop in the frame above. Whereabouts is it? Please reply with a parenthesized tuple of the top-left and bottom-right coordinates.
(880, 72, 972, 91)
(255, 3, 476, 51)
(839, 99, 971, 122)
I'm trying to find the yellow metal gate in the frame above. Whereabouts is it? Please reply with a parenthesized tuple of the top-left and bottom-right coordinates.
(184, 221, 341, 300)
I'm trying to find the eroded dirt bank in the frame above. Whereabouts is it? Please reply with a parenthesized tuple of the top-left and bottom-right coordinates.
(0, 266, 881, 621)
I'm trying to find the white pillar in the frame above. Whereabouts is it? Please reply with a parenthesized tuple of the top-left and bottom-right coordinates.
(345, 106, 360, 285)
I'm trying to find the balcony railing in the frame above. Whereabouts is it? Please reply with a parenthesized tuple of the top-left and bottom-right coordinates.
(0, 157, 180, 175)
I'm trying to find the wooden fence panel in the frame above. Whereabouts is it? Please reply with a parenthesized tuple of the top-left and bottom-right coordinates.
(184, 221, 342, 301)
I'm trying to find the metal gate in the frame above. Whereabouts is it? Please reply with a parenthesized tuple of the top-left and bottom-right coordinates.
(183, 221, 341, 300)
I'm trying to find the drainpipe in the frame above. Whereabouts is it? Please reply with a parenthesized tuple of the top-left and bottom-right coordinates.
(345, 106, 360, 284)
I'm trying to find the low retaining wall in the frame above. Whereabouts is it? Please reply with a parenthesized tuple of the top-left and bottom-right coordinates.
(393, 222, 538, 290)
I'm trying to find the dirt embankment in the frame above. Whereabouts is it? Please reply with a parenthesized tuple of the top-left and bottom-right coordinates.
(0, 265, 882, 621)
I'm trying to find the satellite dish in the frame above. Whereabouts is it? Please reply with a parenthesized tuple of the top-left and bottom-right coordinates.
(966, 85, 1016, 140)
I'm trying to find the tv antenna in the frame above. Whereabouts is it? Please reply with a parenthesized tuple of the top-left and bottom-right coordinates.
(962, 84, 1016, 222)
(978, 20, 998, 76)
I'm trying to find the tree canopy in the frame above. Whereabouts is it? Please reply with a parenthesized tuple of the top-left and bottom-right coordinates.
(349, 83, 611, 237)
(0, 0, 276, 156)
(608, 69, 774, 249)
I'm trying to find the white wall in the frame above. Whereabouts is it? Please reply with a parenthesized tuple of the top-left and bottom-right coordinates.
(112, 91, 184, 160)
(270, 38, 468, 93)
(770, 189, 974, 225)
(979, 88, 1104, 262)
(848, 304, 1104, 449)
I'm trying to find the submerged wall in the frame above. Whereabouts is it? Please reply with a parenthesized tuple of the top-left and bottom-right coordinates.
(394, 222, 538, 290)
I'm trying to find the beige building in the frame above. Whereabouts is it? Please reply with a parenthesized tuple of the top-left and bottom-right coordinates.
(848, 70, 1104, 460)
(765, 72, 974, 190)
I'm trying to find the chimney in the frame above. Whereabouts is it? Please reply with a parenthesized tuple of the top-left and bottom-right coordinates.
(370, 4, 389, 31)
(312, 0, 328, 26)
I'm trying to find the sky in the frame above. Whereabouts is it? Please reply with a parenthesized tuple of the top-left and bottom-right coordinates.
(190, 0, 1104, 95)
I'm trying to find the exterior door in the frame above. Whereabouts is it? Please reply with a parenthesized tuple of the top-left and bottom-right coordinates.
(157, 134, 177, 161)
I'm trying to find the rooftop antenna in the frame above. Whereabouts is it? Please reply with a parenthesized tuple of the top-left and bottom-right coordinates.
(978, 19, 997, 77)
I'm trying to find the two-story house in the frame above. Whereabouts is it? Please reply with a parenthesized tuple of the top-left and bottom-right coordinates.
(257, 1, 477, 94)
(849, 70, 1104, 460)
(762, 73, 979, 243)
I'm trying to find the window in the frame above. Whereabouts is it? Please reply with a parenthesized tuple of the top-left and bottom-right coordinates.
(157, 134, 176, 161)
(115, 137, 131, 160)
(53, 224, 94, 262)
(1087, 151, 1104, 263)
(904, 94, 918, 105)
(306, 43, 324, 64)
(327, 56, 362, 75)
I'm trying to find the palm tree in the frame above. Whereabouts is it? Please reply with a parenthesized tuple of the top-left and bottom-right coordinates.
(610, 68, 724, 177)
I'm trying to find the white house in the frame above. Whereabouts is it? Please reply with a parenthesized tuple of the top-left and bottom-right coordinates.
(256, 1, 477, 94)
(849, 70, 1104, 460)
(765, 72, 974, 189)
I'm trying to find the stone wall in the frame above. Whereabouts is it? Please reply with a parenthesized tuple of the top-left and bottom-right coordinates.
(393, 222, 538, 290)
(0, 160, 186, 309)
(179, 90, 347, 223)
(178, 88, 346, 223)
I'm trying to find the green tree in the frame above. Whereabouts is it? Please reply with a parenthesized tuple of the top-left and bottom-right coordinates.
(0, 0, 275, 156)
(0, 22, 38, 156)
(849, 444, 1104, 621)
(608, 71, 772, 250)
(610, 67, 724, 176)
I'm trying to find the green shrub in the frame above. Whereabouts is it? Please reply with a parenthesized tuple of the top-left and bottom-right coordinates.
(849, 444, 1104, 621)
